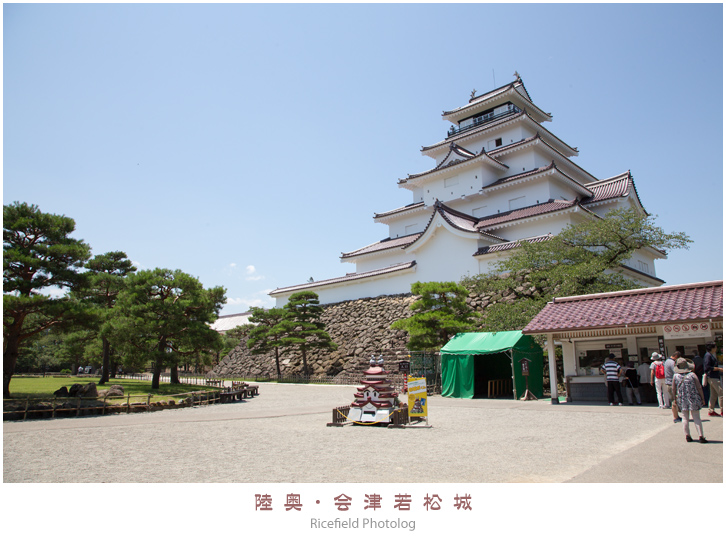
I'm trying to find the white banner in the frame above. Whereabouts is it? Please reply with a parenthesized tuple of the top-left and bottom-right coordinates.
(662, 322, 712, 340)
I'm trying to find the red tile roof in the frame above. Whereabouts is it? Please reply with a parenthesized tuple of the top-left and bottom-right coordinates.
(475, 198, 586, 230)
(401, 143, 507, 184)
(473, 234, 553, 256)
(523, 280, 723, 334)
(373, 201, 426, 220)
(341, 233, 421, 259)
(582, 171, 646, 211)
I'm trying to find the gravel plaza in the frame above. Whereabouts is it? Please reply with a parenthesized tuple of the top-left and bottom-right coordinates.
(3, 382, 722, 483)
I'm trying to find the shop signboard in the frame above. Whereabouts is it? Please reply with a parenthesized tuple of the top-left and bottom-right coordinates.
(519, 358, 530, 375)
(407, 376, 427, 418)
(662, 323, 712, 340)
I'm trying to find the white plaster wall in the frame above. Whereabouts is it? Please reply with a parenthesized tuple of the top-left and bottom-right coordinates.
(272, 268, 419, 307)
(422, 168, 482, 206)
(354, 250, 415, 273)
(408, 225, 480, 282)
(483, 212, 578, 241)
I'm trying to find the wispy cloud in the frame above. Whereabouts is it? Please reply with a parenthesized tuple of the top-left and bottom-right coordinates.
(245, 265, 265, 282)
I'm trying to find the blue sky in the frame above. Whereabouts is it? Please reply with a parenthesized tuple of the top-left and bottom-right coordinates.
(3, 3, 723, 315)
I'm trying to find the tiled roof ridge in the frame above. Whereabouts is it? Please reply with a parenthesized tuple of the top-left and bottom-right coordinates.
(468, 80, 519, 105)
(552, 280, 723, 304)
(523, 280, 722, 334)
(441, 80, 519, 116)
(433, 200, 482, 234)
(424, 109, 574, 156)
(373, 201, 426, 219)
(270, 261, 418, 295)
(216, 311, 252, 319)
(475, 197, 577, 228)
(585, 170, 631, 187)
(442, 77, 546, 119)
(340, 232, 421, 259)
(494, 160, 594, 197)
(402, 142, 508, 183)
(473, 233, 554, 256)
(581, 170, 647, 213)
(422, 109, 529, 152)
(488, 159, 556, 185)
(489, 132, 593, 183)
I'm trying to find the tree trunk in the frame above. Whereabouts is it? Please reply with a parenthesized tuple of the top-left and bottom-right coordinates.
(152, 361, 162, 390)
(275, 347, 281, 379)
(301, 347, 309, 377)
(152, 341, 165, 390)
(170, 364, 180, 384)
(3, 336, 20, 398)
(98, 337, 111, 385)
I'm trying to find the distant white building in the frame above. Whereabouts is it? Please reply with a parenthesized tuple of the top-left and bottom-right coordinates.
(211, 312, 251, 333)
(270, 76, 664, 307)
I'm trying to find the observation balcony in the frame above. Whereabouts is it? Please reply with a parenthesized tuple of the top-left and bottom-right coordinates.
(446, 104, 521, 139)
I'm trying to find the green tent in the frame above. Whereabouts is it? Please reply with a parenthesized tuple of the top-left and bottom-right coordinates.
(440, 331, 544, 399)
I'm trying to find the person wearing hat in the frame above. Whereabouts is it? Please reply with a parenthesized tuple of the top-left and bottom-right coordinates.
(649, 352, 668, 409)
(672, 357, 707, 443)
(600, 353, 624, 406)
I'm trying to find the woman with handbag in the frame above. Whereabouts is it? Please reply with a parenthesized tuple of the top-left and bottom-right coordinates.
(672, 358, 707, 443)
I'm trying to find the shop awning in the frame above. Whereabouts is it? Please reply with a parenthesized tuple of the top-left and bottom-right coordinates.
(441, 331, 544, 399)
(441, 330, 534, 355)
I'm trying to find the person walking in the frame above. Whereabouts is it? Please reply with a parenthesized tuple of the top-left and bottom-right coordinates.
(623, 361, 642, 405)
(650, 352, 668, 408)
(703, 342, 723, 417)
(692, 349, 710, 407)
(665, 352, 682, 423)
(672, 357, 707, 443)
(600, 354, 623, 406)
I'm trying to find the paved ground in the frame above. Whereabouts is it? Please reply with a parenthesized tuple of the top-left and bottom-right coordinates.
(3, 383, 723, 483)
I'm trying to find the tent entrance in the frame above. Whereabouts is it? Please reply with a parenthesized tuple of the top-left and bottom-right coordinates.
(473, 353, 514, 398)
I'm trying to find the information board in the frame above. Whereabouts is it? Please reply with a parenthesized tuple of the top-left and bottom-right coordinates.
(407, 376, 427, 418)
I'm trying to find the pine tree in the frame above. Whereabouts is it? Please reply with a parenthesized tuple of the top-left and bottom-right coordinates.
(105, 268, 226, 389)
(246, 306, 287, 378)
(280, 291, 337, 377)
(3, 202, 91, 397)
(391, 281, 478, 351)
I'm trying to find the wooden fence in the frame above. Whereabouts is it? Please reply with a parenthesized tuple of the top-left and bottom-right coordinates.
(3, 389, 224, 422)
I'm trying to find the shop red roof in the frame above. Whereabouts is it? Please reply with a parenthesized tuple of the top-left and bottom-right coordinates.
(523, 280, 723, 334)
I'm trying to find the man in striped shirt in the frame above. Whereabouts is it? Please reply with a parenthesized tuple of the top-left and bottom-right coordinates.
(600, 353, 624, 406)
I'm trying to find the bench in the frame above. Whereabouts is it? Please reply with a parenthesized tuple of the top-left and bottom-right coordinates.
(205, 379, 223, 387)
(219, 388, 247, 403)
(246, 385, 259, 397)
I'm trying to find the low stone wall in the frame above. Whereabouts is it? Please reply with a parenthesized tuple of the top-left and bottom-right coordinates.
(210, 281, 546, 382)
(210, 294, 417, 380)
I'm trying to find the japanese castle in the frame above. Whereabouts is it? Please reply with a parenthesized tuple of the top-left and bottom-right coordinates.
(270, 75, 663, 307)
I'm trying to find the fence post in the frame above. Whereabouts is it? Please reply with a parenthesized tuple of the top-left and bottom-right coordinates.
(23, 398, 30, 420)
(127, 394, 130, 414)
(102, 394, 108, 416)
(76, 397, 81, 417)
(52, 397, 56, 418)
(147, 394, 151, 412)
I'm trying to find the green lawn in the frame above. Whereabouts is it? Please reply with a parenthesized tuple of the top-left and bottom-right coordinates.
(7, 376, 219, 401)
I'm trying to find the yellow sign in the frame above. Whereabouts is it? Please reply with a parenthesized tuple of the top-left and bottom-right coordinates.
(407, 376, 428, 417)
